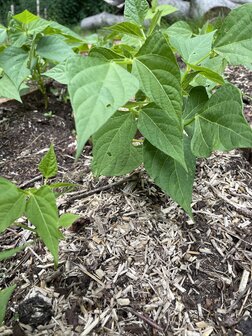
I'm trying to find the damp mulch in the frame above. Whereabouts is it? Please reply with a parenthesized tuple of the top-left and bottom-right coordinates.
(0, 67, 252, 336)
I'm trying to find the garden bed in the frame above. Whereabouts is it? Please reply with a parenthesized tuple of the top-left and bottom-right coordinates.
(0, 66, 252, 336)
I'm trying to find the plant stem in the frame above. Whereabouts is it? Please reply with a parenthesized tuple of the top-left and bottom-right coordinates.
(36, 63, 48, 110)
(115, 58, 133, 65)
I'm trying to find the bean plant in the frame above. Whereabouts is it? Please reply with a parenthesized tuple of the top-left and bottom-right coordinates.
(1, 0, 252, 326)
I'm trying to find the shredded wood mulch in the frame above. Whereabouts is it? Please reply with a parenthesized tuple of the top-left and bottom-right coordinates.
(0, 66, 252, 336)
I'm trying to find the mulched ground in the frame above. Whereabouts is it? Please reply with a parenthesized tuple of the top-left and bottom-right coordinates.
(0, 66, 252, 336)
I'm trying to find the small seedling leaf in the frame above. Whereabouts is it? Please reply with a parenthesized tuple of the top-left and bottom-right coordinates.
(57, 213, 80, 228)
(38, 144, 58, 179)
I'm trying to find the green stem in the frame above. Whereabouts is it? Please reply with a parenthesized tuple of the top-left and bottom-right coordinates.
(196, 51, 212, 66)
(183, 117, 195, 127)
(114, 58, 133, 65)
(15, 223, 36, 233)
(36, 63, 48, 110)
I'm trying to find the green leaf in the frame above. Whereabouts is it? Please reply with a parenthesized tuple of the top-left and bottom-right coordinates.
(191, 84, 252, 157)
(181, 72, 199, 92)
(183, 86, 209, 138)
(13, 10, 38, 24)
(138, 103, 185, 167)
(66, 57, 139, 157)
(0, 244, 30, 261)
(188, 64, 225, 85)
(26, 186, 62, 266)
(166, 21, 193, 39)
(0, 47, 30, 89)
(144, 136, 196, 216)
(147, 10, 163, 35)
(183, 86, 208, 122)
(170, 31, 215, 64)
(57, 213, 80, 228)
(107, 22, 145, 39)
(26, 17, 50, 35)
(92, 111, 142, 176)
(0, 26, 7, 44)
(124, 0, 149, 25)
(0, 75, 22, 102)
(132, 32, 185, 168)
(37, 35, 74, 62)
(38, 144, 58, 179)
(146, 5, 177, 20)
(0, 285, 16, 326)
(43, 62, 68, 84)
(89, 47, 123, 61)
(48, 21, 83, 42)
(214, 4, 252, 65)
(0, 178, 26, 233)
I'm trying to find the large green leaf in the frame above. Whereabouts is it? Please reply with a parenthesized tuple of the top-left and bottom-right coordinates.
(13, 10, 38, 24)
(0, 178, 26, 233)
(138, 103, 184, 167)
(144, 137, 196, 216)
(0, 285, 16, 326)
(0, 47, 30, 88)
(0, 75, 22, 102)
(170, 31, 215, 65)
(66, 57, 139, 157)
(107, 22, 145, 39)
(48, 21, 84, 42)
(124, 0, 149, 25)
(92, 111, 142, 176)
(183, 86, 208, 122)
(166, 21, 193, 39)
(188, 64, 225, 85)
(0, 26, 7, 43)
(89, 47, 123, 61)
(38, 144, 58, 179)
(191, 84, 252, 157)
(132, 32, 185, 168)
(43, 62, 68, 84)
(26, 17, 50, 35)
(26, 186, 62, 266)
(214, 4, 252, 65)
(37, 35, 74, 62)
